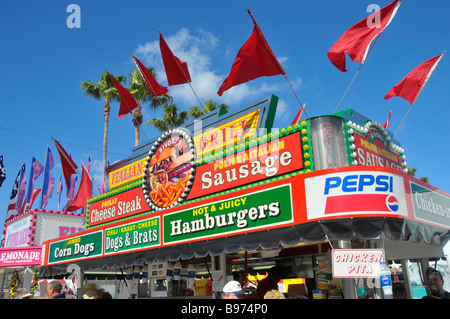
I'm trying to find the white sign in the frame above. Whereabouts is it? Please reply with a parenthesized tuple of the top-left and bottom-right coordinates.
(332, 249, 385, 278)
(4, 215, 32, 247)
(148, 262, 167, 280)
(305, 171, 408, 220)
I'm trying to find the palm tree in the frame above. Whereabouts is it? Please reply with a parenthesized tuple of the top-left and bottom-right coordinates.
(188, 99, 229, 118)
(407, 165, 429, 184)
(128, 67, 172, 146)
(147, 103, 189, 133)
(80, 72, 126, 171)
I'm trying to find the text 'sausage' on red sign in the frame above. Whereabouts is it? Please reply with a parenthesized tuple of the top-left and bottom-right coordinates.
(188, 132, 304, 199)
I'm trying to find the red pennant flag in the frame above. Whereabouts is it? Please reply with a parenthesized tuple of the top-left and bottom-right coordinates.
(385, 52, 445, 105)
(66, 164, 93, 212)
(52, 137, 78, 189)
(291, 104, 306, 125)
(159, 32, 191, 86)
(328, 0, 401, 72)
(217, 8, 286, 96)
(107, 71, 139, 119)
(131, 54, 169, 99)
(382, 110, 392, 129)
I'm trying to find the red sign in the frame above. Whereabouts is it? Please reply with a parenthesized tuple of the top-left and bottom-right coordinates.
(88, 187, 148, 227)
(353, 129, 403, 171)
(0, 246, 42, 267)
(188, 133, 304, 199)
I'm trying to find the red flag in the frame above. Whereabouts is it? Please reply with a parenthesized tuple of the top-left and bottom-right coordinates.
(328, 0, 401, 72)
(52, 137, 78, 189)
(131, 54, 169, 99)
(291, 104, 306, 125)
(66, 164, 92, 212)
(107, 71, 138, 119)
(22, 189, 41, 213)
(382, 110, 392, 129)
(217, 8, 286, 96)
(385, 52, 445, 105)
(159, 32, 191, 86)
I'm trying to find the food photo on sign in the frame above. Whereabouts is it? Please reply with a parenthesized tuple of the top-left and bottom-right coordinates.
(143, 128, 196, 210)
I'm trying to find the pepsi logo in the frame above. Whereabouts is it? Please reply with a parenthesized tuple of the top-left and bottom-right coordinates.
(386, 195, 399, 212)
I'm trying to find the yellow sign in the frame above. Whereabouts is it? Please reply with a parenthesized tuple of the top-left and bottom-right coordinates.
(193, 109, 261, 158)
(109, 157, 146, 189)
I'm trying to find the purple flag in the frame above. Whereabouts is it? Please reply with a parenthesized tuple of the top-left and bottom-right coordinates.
(40, 147, 55, 209)
(57, 175, 63, 211)
(25, 157, 44, 206)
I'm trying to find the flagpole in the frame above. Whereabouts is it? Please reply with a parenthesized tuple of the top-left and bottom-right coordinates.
(393, 104, 413, 136)
(334, 33, 381, 113)
(188, 82, 204, 107)
(284, 75, 309, 118)
(38, 146, 49, 209)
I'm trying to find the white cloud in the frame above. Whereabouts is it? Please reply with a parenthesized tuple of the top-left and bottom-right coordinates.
(134, 28, 300, 111)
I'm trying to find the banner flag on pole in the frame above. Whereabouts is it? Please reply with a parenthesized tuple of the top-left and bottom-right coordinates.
(25, 157, 44, 211)
(52, 137, 78, 188)
(40, 147, 55, 210)
(217, 8, 286, 96)
(291, 104, 306, 125)
(385, 52, 446, 105)
(56, 175, 63, 211)
(106, 71, 139, 119)
(131, 53, 169, 99)
(26, 189, 41, 213)
(6, 164, 25, 222)
(382, 110, 392, 129)
(159, 31, 192, 86)
(66, 164, 93, 213)
(328, 0, 401, 72)
(0, 155, 5, 189)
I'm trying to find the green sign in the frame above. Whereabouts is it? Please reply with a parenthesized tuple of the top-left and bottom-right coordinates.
(163, 184, 293, 245)
(104, 217, 160, 255)
(410, 181, 450, 228)
(48, 231, 103, 264)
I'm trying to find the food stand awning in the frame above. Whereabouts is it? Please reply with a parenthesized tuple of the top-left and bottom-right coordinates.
(39, 166, 450, 277)
(38, 100, 450, 277)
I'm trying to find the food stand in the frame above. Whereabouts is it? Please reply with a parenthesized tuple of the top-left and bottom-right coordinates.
(38, 95, 450, 299)
(0, 209, 85, 298)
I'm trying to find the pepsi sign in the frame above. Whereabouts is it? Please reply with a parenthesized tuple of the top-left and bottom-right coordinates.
(305, 171, 407, 220)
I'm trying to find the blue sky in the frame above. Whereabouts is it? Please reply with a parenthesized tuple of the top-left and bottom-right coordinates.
(0, 0, 449, 236)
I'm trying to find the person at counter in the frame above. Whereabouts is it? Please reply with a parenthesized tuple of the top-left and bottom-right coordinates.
(47, 280, 65, 299)
(222, 281, 244, 299)
(422, 267, 450, 299)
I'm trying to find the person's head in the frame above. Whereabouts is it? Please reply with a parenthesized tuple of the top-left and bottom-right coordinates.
(222, 280, 244, 299)
(47, 280, 63, 298)
(426, 267, 445, 295)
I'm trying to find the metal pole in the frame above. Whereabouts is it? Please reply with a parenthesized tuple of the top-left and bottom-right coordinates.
(338, 240, 358, 299)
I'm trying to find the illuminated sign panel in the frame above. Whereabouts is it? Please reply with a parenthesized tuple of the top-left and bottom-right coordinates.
(193, 109, 261, 158)
(189, 132, 304, 199)
(109, 158, 146, 189)
(163, 184, 294, 245)
(88, 187, 147, 227)
(353, 128, 403, 171)
(305, 170, 408, 220)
